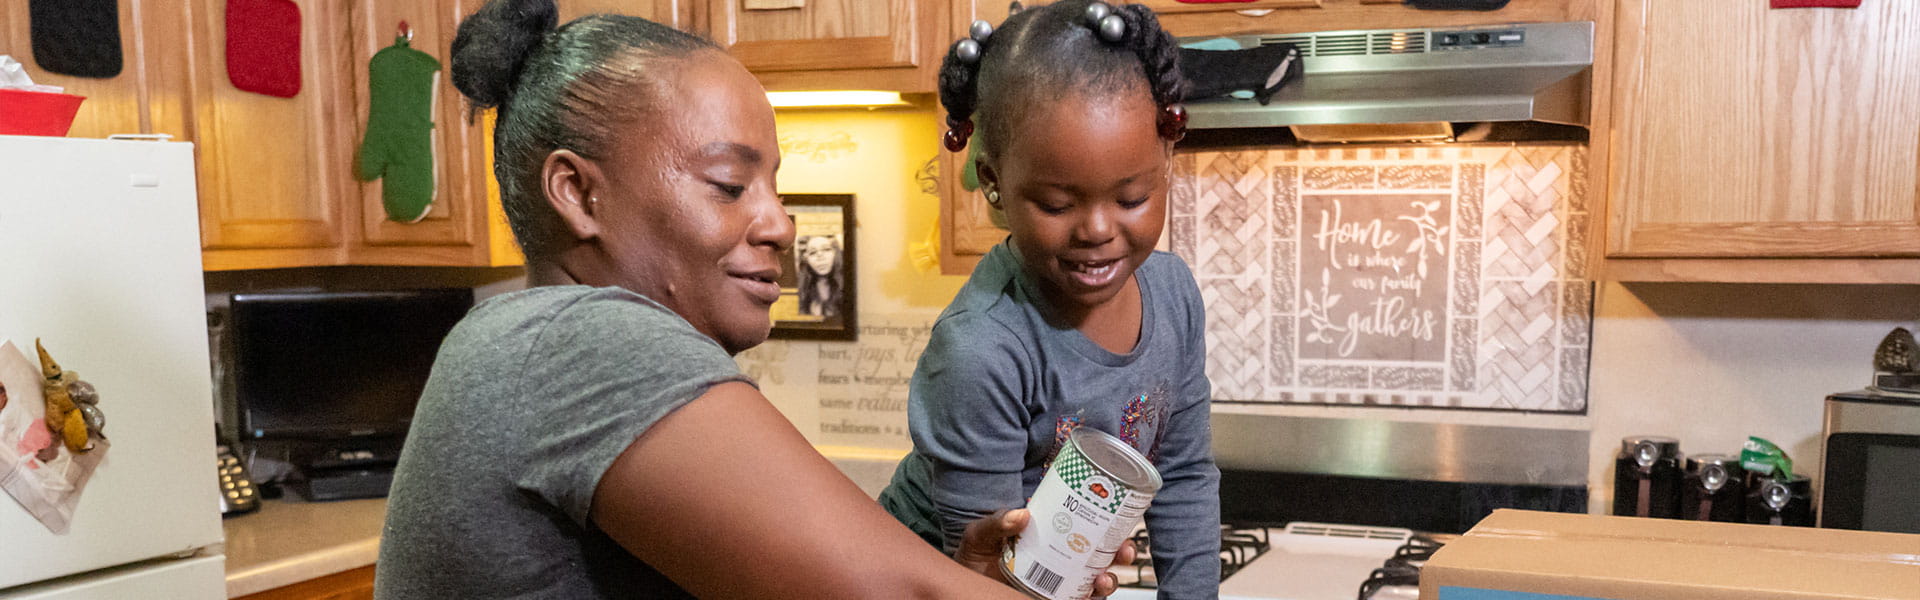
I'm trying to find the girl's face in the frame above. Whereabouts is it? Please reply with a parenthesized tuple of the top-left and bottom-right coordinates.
(804, 236, 837, 275)
(595, 52, 791, 355)
(984, 89, 1169, 316)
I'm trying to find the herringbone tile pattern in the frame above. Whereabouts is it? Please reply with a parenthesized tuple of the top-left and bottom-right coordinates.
(1203, 277, 1268, 400)
(1195, 152, 1268, 279)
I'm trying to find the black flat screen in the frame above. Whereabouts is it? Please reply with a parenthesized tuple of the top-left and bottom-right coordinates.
(231, 289, 471, 439)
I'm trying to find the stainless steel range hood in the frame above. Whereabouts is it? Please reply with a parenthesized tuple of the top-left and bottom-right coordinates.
(1184, 21, 1594, 131)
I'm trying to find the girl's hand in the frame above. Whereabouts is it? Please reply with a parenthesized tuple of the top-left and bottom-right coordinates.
(952, 509, 1139, 598)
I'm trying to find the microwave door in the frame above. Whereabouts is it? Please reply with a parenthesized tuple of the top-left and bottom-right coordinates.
(1820, 432, 1920, 534)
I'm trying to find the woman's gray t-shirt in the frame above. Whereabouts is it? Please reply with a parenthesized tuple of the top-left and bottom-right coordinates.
(375, 285, 750, 599)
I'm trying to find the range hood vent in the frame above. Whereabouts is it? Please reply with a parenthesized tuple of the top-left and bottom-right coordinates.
(1261, 30, 1430, 57)
(1183, 21, 1594, 132)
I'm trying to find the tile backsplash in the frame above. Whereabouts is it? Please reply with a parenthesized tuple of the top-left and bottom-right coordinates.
(1170, 145, 1591, 412)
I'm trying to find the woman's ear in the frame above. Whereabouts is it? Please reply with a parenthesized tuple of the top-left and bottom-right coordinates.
(542, 149, 605, 241)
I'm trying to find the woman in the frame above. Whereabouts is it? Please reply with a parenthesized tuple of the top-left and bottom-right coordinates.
(796, 235, 843, 318)
(373, 1, 1130, 598)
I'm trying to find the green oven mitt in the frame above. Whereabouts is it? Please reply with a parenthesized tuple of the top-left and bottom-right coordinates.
(356, 36, 442, 223)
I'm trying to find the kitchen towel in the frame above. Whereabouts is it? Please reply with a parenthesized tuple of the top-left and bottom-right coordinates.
(226, 0, 302, 98)
(356, 36, 442, 223)
(1180, 43, 1302, 105)
(28, 0, 123, 78)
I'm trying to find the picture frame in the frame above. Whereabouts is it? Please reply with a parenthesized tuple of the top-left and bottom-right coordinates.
(770, 194, 857, 341)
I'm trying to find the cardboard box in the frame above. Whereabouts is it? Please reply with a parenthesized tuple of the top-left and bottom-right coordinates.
(1421, 509, 1920, 599)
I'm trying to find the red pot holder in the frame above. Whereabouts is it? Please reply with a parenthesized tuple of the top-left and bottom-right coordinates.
(226, 0, 302, 98)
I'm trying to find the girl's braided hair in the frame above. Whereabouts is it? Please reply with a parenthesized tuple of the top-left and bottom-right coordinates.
(939, 0, 1188, 155)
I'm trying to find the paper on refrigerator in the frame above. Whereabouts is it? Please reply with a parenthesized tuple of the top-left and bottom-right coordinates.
(0, 56, 64, 93)
(0, 338, 108, 534)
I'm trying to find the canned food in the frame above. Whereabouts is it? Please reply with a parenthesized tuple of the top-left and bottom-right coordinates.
(1002, 427, 1163, 600)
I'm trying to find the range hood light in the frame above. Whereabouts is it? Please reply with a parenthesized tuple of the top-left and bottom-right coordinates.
(766, 90, 910, 109)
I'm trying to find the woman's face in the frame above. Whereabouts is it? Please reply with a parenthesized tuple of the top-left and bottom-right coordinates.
(986, 88, 1169, 315)
(804, 236, 837, 275)
(594, 51, 791, 354)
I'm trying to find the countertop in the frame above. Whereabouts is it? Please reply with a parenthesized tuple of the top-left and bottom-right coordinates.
(220, 497, 386, 598)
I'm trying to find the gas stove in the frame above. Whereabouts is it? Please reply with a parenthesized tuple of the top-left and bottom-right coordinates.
(1109, 522, 1439, 600)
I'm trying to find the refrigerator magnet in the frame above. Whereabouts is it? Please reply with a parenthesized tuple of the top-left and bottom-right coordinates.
(35, 341, 102, 453)
(28, 0, 124, 78)
(1, 339, 105, 533)
(226, 0, 303, 98)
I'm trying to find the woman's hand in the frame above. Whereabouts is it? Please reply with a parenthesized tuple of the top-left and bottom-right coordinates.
(952, 509, 1139, 598)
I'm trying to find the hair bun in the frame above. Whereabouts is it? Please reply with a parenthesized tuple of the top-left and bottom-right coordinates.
(451, 0, 559, 109)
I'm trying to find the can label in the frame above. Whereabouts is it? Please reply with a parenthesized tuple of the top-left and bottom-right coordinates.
(1002, 434, 1154, 600)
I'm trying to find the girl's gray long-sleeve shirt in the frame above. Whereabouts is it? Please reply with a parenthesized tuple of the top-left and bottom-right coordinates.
(880, 243, 1222, 600)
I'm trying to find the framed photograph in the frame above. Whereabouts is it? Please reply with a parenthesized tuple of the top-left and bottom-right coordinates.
(770, 194, 856, 341)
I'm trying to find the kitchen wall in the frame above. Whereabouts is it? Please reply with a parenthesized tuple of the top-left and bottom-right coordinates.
(1584, 282, 1920, 514)
(738, 105, 969, 494)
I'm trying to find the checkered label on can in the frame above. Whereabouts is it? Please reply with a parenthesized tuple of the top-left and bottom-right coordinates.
(1056, 440, 1129, 513)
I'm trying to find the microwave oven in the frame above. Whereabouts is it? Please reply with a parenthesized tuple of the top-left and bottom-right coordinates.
(1819, 391, 1920, 534)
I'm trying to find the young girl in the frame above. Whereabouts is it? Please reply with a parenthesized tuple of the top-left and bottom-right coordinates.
(878, 2, 1220, 597)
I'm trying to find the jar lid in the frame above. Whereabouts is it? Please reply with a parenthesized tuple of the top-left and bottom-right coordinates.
(1687, 453, 1743, 492)
(1621, 436, 1681, 467)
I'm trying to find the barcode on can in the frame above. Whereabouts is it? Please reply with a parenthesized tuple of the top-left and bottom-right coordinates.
(1023, 562, 1064, 595)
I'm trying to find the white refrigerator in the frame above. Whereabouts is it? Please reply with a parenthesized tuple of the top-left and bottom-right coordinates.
(0, 136, 225, 598)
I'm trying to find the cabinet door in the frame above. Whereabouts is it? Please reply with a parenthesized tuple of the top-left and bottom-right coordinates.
(556, 0, 694, 28)
(0, 0, 195, 139)
(0, 1, 143, 138)
(1135, 0, 1319, 13)
(191, 0, 354, 269)
(344, 0, 492, 265)
(708, 0, 941, 91)
(1608, 0, 1920, 259)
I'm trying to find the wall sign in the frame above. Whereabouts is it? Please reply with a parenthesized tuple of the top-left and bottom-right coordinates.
(1170, 145, 1592, 412)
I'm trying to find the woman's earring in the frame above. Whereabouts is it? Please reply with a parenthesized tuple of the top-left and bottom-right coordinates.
(985, 189, 1002, 207)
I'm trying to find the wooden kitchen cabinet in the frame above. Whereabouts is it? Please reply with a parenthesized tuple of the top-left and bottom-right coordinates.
(236, 565, 375, 600)
(557, 0, 696, 28)
(182, 0, 537, 270)
(344, 0, 506, 267)
(1136, 0, 1320, 15)
(706, 0, 945, 92)
(0, 0, 195, 140)
(935, 0, 1011, 275)
(1603, 0, 1920, 283)
(188, 0, 359, 271)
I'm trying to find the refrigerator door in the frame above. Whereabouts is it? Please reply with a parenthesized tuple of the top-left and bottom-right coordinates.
(0, 555, 224, 600)
(0, 136, 224, 589)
